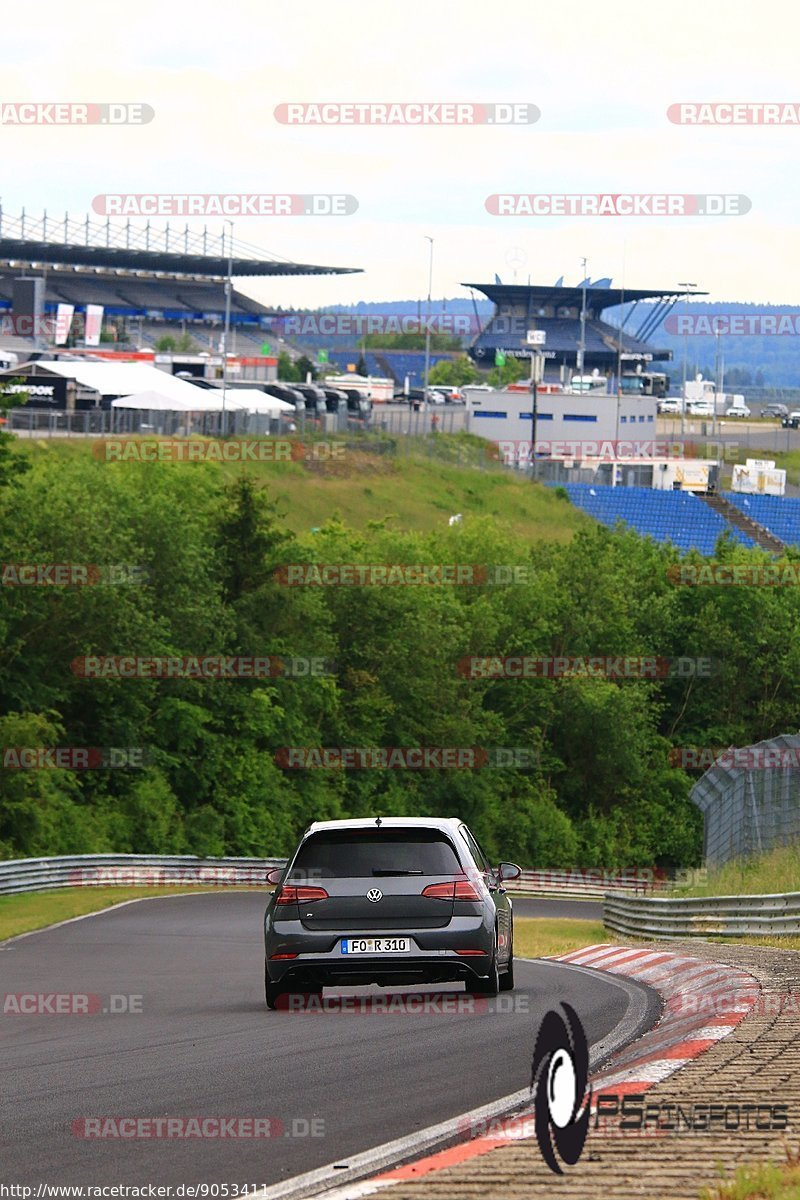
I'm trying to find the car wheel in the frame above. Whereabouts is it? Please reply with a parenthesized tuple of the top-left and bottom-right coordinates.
(472, 936, 500, 995)
(499, 930, 515, 992)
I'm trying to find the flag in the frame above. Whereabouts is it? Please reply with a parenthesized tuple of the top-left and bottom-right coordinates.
(84, 305, 103, 347)
(494, 349, 506, 367)
(54, 304, 74, 346)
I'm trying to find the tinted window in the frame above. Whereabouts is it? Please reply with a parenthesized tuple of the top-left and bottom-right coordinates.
(459, 826, 490, 873)
(290, 829, 463, 879)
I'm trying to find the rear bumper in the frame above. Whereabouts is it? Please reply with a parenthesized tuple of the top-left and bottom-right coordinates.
(265, 914, 495, 987)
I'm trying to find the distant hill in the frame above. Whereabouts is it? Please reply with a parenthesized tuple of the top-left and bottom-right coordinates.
(277, 297, 800, 388)
(608, 301, 800, 388)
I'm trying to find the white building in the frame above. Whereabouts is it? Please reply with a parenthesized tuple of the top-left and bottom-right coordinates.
(463, 384, 659, 462)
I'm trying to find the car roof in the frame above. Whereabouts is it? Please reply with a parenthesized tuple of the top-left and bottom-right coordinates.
(304, 816, 465, 835)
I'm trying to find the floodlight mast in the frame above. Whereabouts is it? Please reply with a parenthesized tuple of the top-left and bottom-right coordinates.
(576, 256, 588, 375)
(221, 219, 234, 425)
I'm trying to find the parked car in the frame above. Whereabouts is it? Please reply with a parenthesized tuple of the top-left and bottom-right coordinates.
(781, 411, 800, 429)
(685, 400, 715, 417)
(657, 398, 682, 414)
(430, 386, 465, 404)
(725, 402, 751, 417)
(762, 404, 789, 419)
(263, 816, 520, 1009)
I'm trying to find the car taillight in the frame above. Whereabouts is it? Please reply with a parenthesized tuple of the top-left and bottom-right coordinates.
(275, 886, 329, 905)
(421, 879, 482, 901)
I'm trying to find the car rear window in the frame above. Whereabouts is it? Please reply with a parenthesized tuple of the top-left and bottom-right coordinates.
(289, 829, 463, 879)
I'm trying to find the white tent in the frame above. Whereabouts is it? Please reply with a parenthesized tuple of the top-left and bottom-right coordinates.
(110, 389, 220, 411)
(213, 389, 294, 414)
(40, 361, 217, 405)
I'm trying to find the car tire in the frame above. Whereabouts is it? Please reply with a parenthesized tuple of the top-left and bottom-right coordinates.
(472, 937, 500, 995)
(499, 931, 515, 992)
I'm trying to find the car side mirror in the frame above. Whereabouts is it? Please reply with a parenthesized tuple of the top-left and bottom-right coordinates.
(266, 867, 284, 886)
(498, 862, 522, 882)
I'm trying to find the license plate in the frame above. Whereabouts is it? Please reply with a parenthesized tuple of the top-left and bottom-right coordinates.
(341, 937, 410, 955)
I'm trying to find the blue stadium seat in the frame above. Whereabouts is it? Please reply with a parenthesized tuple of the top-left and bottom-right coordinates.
(553, 483, 756, 554)
(722, 493, 800, 548)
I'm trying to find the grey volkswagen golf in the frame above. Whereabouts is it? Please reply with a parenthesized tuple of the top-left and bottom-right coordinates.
(263, 816, 521, 1009)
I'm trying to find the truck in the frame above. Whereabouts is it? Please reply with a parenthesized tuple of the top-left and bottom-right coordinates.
(323, 373, 394, 404)
(731, 459, 786, 496)
(621, 371, 669, 398)
(682, 376, 747, 416)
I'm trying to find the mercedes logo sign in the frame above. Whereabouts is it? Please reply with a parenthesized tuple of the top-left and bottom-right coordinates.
(366, 888, 383, 903)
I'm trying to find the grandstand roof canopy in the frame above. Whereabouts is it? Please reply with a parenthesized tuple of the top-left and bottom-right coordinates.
(463, 282, 707, 312)
(0, 212, 360, 279)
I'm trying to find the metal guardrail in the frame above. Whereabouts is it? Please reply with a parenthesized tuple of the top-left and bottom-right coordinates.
(513, 870, 667, 899)
(0, 855, 671, 899)
(603, 890, 800, 938)
(0, 854, 286, 896)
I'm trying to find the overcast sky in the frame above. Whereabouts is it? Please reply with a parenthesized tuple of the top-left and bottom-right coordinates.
(1, 0, 796, 309)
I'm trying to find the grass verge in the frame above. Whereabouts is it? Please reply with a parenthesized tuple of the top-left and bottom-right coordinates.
(16, 432, 588, 543)
(0, 886, 264, 942)
(675, 846, 800, 900)
(514, 916, 609, 958)
(702, 1149, 800, 1199)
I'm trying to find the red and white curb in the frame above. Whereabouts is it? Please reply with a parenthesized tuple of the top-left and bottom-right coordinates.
(312, 944, 761, 1199)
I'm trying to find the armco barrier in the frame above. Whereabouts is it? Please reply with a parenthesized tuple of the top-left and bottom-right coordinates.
(0, 855, 670, 898)
(0, 854, 286, 896)
(512, 869, 668, 898)
(604, 889, 800, 938)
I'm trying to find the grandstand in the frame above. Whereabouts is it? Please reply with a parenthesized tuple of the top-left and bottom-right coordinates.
(556, 483, 756, 554)
(464, 279, 706, 384)
(0, 210, 360, 347)
(723, 493, 800, 548)
(321, 349, 456, 386)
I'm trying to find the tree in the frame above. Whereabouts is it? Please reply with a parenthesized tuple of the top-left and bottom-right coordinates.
(0, 383, 30, 489)
(356, 353, 368, 376)
(428, 357, 479, 387)
(295, 355, 317, 382)
(155, 331, 200, 353)
(487, 358, 525, 387)
(277, 351, 300, 381)
(363, 332, 462, 351)
(216, 477, 293, 604)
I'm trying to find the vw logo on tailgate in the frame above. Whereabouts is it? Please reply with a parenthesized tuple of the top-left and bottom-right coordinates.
(366, 888, 383, 903)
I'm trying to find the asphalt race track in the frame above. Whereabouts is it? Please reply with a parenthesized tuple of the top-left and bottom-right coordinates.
(511, 895, 603, 920)
(2, 893, 656, 1189)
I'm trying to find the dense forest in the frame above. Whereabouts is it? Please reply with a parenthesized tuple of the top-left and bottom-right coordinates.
(1, 429, 799, 870)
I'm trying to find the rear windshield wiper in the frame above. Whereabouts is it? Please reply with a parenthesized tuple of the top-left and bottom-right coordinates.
(371, 868, 424, 875)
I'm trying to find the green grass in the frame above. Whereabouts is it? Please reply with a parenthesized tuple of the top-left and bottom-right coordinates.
(514, 917, 609, 958)
(674, 846, 800, 899)
(13, 433, 589, 544)
(0, 885, 264, 942)
(702, 1152, 800, 1199)
(720, 445, 800, 488)
(659, 847, 800, 950)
